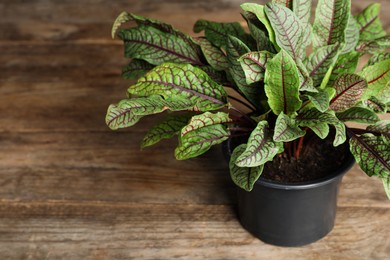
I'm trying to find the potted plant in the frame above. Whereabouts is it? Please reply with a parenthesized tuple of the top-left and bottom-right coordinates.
(106, 0, 390, 246)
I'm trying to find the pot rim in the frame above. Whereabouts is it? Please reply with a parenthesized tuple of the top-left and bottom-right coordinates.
(255, 152, 355, 190)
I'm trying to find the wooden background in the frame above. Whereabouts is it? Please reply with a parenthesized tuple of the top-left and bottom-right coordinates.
(1, 0, 389, 258)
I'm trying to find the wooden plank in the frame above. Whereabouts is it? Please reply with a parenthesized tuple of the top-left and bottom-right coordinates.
(0, 201, 388, 259)
(0, 132, 387, 206)
(1, 0, 388, 42)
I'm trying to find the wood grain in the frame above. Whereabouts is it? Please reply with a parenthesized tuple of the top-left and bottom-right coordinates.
(1, 0, 389, 259)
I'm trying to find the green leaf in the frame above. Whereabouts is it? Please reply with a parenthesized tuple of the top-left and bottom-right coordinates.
(141, 114, 193, 148)
(355, 3, 387, 42)
(309, 123, 330, 139)
(240, 3, 278, 49)
(362, 97, 388, 114)
(272, 0, 292, 9)
(292, 0, 312, 50)
(349, 134, 390, 178)
(329, 52, 360, 86)
(227, 36, 263, 110)
(367, 120, 390, 134)
(336, 107, 379, 124)
(381, 177, 390, 200)
(273, 112, 305, 142)
(122, 59, 155, 80)
(359, 59, 390, 100)
(229, 144, 264, 192)
(239, 51, 274, 84)
(244, 16, 275, 52)
(292, 0, 312, 24)
(306, 88, 332, 112)
(128, 63, 227, 111)
(329, 73, 367, 112)
(175, 124, 230, 160)
(296, 108, 346, 146)
(235, 121, 279, 167)
(305, 43, 341, 87)
(365, 53, 390, 68)
(106, 96, 194, 130)
(264, 50, 302, 115)
(180, 112, 231, 137)
(226, 36, 251, 87)
(265, 3, 305, 60)
(296, 59, 316, 92)
(312, 0, 350, 49)
(195, 38, 229, 71)
(193, 19, 251, 49)
(197, 66, 229, 86)
(113, 12, 198, 49)
(342, 16, 360, 54)
(356, 36, 390, 54)
(119, 26, 203, 66)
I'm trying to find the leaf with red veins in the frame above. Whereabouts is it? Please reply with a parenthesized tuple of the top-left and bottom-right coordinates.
(330, 73, 367, 112)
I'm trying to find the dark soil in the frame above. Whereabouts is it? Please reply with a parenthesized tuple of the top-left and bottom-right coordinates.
(226, 130, 352, 184)
(261, 131, 351, 183)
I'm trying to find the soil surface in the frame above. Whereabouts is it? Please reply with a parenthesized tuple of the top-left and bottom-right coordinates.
(227, 130, 352, 184)
(261, 131, 351, 183)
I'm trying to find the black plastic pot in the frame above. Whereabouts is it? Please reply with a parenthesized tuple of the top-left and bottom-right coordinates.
(223, 139, 355, 247)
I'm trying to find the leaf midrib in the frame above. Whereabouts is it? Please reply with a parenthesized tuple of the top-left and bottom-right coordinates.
(125, 39, 202, 65)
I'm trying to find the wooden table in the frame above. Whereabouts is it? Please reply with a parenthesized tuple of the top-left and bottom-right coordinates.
(1, 0, 389, 258)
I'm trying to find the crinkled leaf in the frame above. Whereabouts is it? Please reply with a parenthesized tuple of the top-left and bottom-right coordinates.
(265, 3, 305, 60)
(175, 124, 230, 160)
(342, 16, 360, 54)
(356, 36, 390, 55)
(367, 120, 390, 134)
(239, 51, 274, 84)
(106, 96, 194, 130)
(312, 0, 350, 49)
(227, 36, 263, 110)
(197, 66, 229, 86)
(244, 16, 275, 52)
(349, 134, 390, 178)
(273, 112, 305, 142)
(359, 59, 390, 100)
(365, 53, 390, 69)
(305, 43, 341, 87)
(119, 26, 203, 66)
(240, 3, 278, 49)
(296, 59, 316, 92)
(122, 59, 155, 80)
(293, 0, 312, 50)
(128, 63, 227, 111)
(330, 73, 367, 112)
(113, 12, 198, 49)
(229, 144, 264, 192)
(265, 50, 302, 115)
(292, 0, 312, 24)
(355, 3, 387, 42)
(235, 121, 279, 167)
(336, 107, 380, 124)
(195, 38, 229, 71)
(306, 88, 332, 112)
(329, 52, 360, 86)
(296, 108, 346, 146)
(362, 97, 388, 114)
(141, 114, 193, 148)
(181, 112, 231, 137)
(193, 19, 251, 49)
(309, 123, 330, 139)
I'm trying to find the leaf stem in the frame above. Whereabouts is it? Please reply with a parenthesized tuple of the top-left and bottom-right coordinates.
(347, 127, 389, 137)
